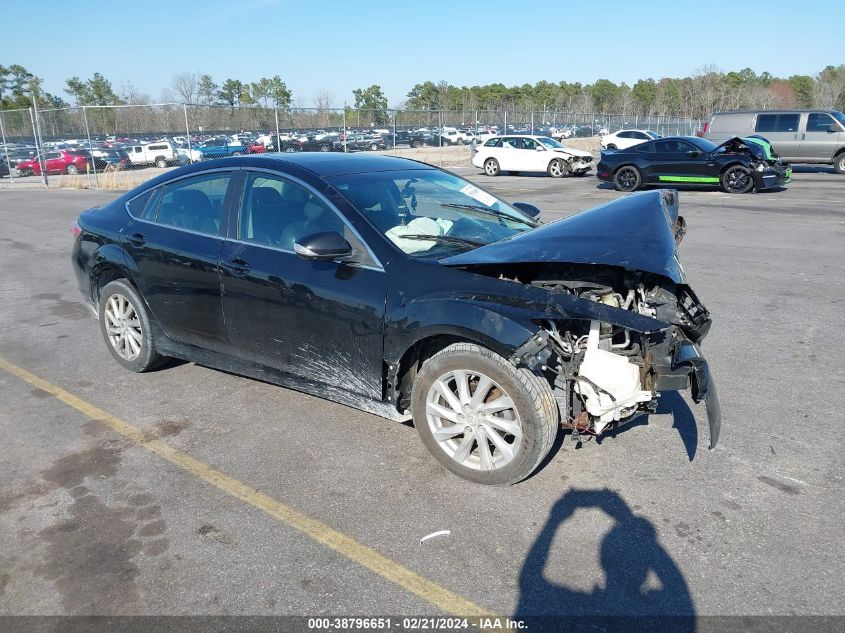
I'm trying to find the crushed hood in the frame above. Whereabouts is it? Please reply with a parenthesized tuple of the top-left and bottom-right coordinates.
(441, 189, 685, 283)
(716, 136, 776, 161)
(552, 146, 593, 159)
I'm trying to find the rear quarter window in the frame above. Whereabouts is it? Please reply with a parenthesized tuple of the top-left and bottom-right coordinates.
(484, 138, 502, 147)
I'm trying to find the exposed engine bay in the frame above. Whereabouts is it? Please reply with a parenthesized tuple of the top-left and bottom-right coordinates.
(489, 262, 713, 443)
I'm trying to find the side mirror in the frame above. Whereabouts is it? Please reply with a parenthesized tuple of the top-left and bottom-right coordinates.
(828, 124, 839, 134)
(535, 145, 545, 151)
(513, 202, 541, 219)
(293, 231, 353, 261)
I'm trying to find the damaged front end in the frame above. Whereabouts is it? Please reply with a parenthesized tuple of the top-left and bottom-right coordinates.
(441, 189, 721, 449)
(509, 276, 720, 449)
(719, 136, 792, 190)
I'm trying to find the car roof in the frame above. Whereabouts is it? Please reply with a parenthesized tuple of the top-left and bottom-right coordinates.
(712, 109, 841, 115)
(217, 152, 436, 177)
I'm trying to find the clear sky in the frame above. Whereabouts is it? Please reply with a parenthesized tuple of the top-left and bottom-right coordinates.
(2, 0, 838, 107)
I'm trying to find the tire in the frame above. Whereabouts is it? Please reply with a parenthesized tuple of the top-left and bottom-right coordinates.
(547, 158, 570, 178)
(284, 147, 296, 153)
(484, 158, 500, 176)
(319, 145, 330, 152)
(457, 138, 465, 145)
(154, 157, 167, 168)
(606, 144, 617, 150)
(411, 343, 558, 485)
(720, 165, 754, 193)
(66, 164, 80, 175)
(370, 143, 379, 151)
(232, 151, 242, 156)
(613, 165, 641, 192)
(98, 279, 167, 373)
(411, 140, 421, 148)
(834, 153, 845, 174)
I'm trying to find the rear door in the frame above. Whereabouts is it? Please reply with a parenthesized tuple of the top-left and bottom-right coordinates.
(218, 170, 387, 398)
(754, 112, 801, 160)
(800, 112, 843, 161)
(121, 169, 237, 352)
(496, 137, 520, 170)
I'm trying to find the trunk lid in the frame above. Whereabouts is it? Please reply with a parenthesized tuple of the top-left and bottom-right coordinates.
(440, 189, 685, 283)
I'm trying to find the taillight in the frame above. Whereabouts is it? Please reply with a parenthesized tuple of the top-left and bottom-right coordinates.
(71, 221, 82, 238)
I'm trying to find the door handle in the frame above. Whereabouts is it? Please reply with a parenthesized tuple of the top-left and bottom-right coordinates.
(127, 232, 145, 246)
(221, 258, 251, 276)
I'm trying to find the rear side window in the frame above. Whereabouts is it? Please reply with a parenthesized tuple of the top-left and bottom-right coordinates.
(484, 138, 502, 147)
(156, 172, 232, 235)
(635, 143, 654, 153)
(127, 187, 162, 221)
(755, 113, 800, 133)
(806, 113, 834, 132)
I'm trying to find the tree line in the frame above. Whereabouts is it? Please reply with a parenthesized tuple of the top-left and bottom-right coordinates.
(2, 64, 844, 120)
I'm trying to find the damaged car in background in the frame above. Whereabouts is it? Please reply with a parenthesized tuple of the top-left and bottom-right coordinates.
(71, 153, 719, 485)
(597, 134, 790, 193)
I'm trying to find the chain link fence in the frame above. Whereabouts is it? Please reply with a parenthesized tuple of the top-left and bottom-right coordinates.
(0, 103, 701, 189)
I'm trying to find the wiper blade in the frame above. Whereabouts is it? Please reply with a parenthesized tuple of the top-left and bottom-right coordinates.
(440, 202, 537, 227)
(395, 234, 485, 247)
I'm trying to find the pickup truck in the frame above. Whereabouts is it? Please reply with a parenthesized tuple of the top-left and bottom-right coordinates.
(193, 138, 248, 160)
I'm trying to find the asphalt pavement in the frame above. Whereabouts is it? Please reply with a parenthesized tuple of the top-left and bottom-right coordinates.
(0, 167, 843, 628)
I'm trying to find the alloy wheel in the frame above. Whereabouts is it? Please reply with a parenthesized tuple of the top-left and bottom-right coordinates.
(425, 369, 522, 471)
(724, 166, 752, 193)
(615, 167, 638, 191)
(104, 293, 143, 361)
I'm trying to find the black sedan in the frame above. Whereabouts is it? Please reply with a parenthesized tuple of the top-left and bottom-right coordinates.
(71, 154, 720, 485)
(597, 136, 791, 193)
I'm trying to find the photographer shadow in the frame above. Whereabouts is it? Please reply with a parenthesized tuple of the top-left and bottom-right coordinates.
(515, 488, 695, 633)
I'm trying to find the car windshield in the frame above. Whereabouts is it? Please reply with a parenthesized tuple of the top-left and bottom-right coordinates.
(537, 137, 565, 149)
(328, 169, 535, 257)
(832, 111, 845, 127)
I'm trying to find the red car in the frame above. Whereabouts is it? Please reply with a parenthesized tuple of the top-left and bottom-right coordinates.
(16, 149, 91, 176)
(247, 142, 267, 154)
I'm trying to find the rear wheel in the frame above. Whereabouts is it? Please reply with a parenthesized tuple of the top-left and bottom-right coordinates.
(319, 145, 330, 152)
(606, 144, 617, 150)
(66, 164, 80, 175)
(154, 157, 167, 168)
(98, 279, 167, 373)
(370, 143, 379, 151)
(834, 153, 845, 174)
(411, 343, 558, 485)
(284, 147, 296, 153)
(484, 158, 500, 176)
(457, 138, 465, 145)
(547, 158, 570, 178)
(613, 165, 641, 191)
(721, 165, 754, 193)
(232, 151, 242, 156)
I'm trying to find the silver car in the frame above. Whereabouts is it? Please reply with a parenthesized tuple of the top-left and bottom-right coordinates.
(702, 109, 845, 173)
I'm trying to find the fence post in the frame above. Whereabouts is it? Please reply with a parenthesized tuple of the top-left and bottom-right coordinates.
(504, 110, 507, 136)
(81, 106, 99, 189)
(0, 112, 15, 187)
(342, 105, 347, 152)
(392, 110, 396, 155)
(438, 109, 443, 167)
(29, 107, 48, 188)
(183, 104, 193, 163)
(274, 107, 281, 153)
(530, 111, 534, 135)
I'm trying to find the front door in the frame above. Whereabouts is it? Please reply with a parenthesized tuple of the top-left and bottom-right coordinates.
(121, 170, 235, 351)
(649, 139, 712, 185)
(800, 112, 844, 161)
(219, 170, 387, 399)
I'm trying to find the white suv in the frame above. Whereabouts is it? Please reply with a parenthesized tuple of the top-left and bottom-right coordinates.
(126, 142, 179, 168)
(471, 135, 594, 177)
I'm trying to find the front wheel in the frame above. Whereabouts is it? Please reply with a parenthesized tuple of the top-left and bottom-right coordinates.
(833, 153, 845, 174)
(98, 279, 167, 372)
(613, 165, 641, 191)
(721, 165, 754, 193)
(155, 157, 167, 168)
(547, 158, 570, 178)
(370, 143, 379, 151)
(484, 158, 500, 176)
(411, 343, 558, 485)
(66, 164, 80, 175)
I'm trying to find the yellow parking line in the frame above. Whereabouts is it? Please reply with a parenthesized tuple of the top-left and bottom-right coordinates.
(0, 355, 489, 617)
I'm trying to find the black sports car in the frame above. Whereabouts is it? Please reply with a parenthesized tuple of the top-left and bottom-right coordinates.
(597, 136, 791, 193)
(71, 153, 720, 485)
